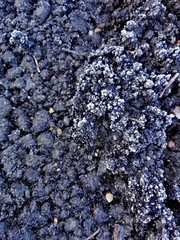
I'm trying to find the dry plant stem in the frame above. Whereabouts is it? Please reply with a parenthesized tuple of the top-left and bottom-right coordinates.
(113, 224, 119, 240)
(159, 73, 179, 98)
(32, 55, 41, 73)
(85, 228, 100, 240)
(62, 48, 86, 57)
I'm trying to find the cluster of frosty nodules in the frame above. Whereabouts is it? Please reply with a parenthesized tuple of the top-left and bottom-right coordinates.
(72, 44, 177, 237)
(73, 45, 173, 156)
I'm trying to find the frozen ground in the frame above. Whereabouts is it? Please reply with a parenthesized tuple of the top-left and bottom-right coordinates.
(0, 0, 179, 239)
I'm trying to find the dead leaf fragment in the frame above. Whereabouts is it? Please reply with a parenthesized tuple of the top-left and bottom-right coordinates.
(172, 106, 180, 119)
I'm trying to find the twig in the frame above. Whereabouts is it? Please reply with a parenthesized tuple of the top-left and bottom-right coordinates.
(113, 223, 124, 240)
(113, 224, 119, 240)
(159, 73, 179, 98)
(62, 48, 86, 57)
(85, 228, 100, 240)
(32, 55, 41, 73)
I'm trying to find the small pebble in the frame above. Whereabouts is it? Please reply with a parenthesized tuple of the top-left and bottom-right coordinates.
(57, 128, 62, 135)
(49, 107, 55, 114)
(95, 27, 102, 33)
(105, 193, 114, 203)
(168, 140, 175, 149)
(88, 30, 94, 36)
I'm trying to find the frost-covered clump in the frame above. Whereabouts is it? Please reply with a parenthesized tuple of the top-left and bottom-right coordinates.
(73, 45, 173, 154)
(9, 30, 29, 49)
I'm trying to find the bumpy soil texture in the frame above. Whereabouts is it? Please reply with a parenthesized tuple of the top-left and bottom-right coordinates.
(0, 0, 180, 239)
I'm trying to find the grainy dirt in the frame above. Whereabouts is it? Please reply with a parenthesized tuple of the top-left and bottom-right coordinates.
(0, 0, 179, 239)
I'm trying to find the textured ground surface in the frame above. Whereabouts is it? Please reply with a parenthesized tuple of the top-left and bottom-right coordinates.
(0, 0, 180, 239)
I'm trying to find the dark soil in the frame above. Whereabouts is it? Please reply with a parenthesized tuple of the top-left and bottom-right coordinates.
(0, 0, 179, 239)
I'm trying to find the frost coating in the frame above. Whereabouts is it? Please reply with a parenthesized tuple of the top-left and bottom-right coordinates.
(73, 44, 178, 238)
(9, 30, 29, 48)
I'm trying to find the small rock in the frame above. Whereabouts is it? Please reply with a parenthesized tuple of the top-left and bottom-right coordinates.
(57, 128, 62, 136)
(63, 116, 70, 126)
(49, 107, 55, 114)
(105, 192, 114, 203)
(168, 140, 175, 149)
